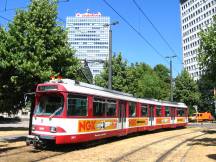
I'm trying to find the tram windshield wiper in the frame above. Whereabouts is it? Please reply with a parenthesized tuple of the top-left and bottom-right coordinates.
(49, 107, 63, 119)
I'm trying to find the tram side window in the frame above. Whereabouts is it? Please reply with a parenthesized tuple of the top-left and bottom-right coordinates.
(177, 108, 185, 117)
(93, 97, 106, 116)
(106, 99, 116, 117)
(129, 102, 136, 117)
(165, 107, 170, 117)
(141, 104, 148, 117)
(67, 94, 87, 116)
(156, 106, 162, 117)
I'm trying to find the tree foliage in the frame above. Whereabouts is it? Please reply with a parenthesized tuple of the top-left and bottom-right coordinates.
(95, 53, 202, 108)
(126, 63, 168, 99)
(197, 75, 215, 115)
(94, 53, 128, 92)
(198, 16, 216, 86)
(0, 0, 80, 113)
(174, 70, 201, 113)
(126, 63, 153, 96)
(95, 54, 170, 100)
(135, 70, 162, 99)
(153, 64, 170, 100)
(197, 16, 216, 115)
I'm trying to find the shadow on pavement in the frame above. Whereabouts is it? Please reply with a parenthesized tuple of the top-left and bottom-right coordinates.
(0, 145, 26, 153)
(202, 130, 216, 134)
(189, 137, 216, 146)
(6, 136, 26, 143)
(207, 154, 216, 160)
(0, 136, 26, 143)
(188, 130, 216, 147)
(0, 127, 28, 131)
(0, 117, 21, 124)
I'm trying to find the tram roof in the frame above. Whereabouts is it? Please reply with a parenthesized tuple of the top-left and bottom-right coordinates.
(46, 79, 187, 108)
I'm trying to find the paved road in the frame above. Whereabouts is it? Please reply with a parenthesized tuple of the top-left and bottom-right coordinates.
(0, 119, 29, 128)
(0, 119, 29, 142)
(188, 122, 216, 129)
(0, 134, 26, 142)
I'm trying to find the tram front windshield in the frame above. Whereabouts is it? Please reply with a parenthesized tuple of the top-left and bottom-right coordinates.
(34, 94, 64, 116)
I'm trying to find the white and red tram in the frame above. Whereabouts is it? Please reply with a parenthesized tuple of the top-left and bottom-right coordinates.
(26, 79, 188, 147)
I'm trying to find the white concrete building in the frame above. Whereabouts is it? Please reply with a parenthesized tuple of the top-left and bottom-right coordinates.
(66, 12, 110, 78)
(180, 0, 216, 80)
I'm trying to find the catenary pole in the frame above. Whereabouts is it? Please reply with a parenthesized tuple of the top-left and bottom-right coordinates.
(104, 21, 119, 90)
(166, 55, 177, 101)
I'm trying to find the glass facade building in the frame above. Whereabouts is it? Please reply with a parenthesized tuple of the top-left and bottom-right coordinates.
(66, 12, 110, 78)
(180, 0, 216, 80)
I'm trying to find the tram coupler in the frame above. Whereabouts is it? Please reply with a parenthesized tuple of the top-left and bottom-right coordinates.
(26, 135, 46, 149)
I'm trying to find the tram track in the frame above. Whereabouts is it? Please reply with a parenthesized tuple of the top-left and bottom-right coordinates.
(112, 129, 206, 162)
(179, 144, 194, 162)
(30, 151, 68, 162)
(29, 138, 123, 162)
(155, 133, 207, 162)
(0, 128, 210, 162)
(0, 136, 120, 162)
(165, 129, 215, 162)
(0, 143, 73, 162)
(0, 145, 28, 157)
(25, 130, 194, 162)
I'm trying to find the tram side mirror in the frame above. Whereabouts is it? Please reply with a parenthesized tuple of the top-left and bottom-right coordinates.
(24, 95, 28, 106)
(24, 92, 35, 106)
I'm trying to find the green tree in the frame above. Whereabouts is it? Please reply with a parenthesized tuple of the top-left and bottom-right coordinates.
(126, 63, 153, 96)
(197, 16, 216, 115)
(153, 64, 170, 100)
(198, 16, 216, 86)
(130, 63, 166, 99)
(126, 63, 150, 95)
(95, 55, 171, 100)
(197, 75, 215, 115)
(94, 53, 128, 92)
(174, 70, 201, 114)
(0, 0, 80, 114)
(135, 71, 162, 99)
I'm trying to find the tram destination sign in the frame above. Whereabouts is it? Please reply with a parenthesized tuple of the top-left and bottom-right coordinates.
(38, 85, 58, 91)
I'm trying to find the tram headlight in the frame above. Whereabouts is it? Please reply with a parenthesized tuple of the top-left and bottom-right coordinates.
(32, 125, 35, 131)
(50, 126, 57, 133)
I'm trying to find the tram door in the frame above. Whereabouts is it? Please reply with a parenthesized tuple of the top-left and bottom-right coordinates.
(171, 107, 176, 124)
(118, 101, 126, 129)
(149, 105, 154, 126)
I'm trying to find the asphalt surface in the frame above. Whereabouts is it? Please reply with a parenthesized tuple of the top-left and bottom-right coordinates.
(0, 118, 29, 142)
(0, 119, 29, 128)
(0, 134, 26, 142)
(188, 122, 216, 129)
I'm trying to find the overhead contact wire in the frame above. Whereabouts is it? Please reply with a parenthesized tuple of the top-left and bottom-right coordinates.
(134, 0, 183, 64)
(103, 0, 168, 63)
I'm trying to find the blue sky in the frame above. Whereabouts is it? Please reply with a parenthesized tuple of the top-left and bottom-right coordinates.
(0, 0, 183, 77)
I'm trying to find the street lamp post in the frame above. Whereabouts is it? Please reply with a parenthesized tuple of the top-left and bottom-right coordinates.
(165, 55, 177, 102)
(104, 21, 119, 90)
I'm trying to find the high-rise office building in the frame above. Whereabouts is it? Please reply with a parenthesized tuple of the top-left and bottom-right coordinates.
(66, 12, 110, 78)
(180, 0, 216, 80)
